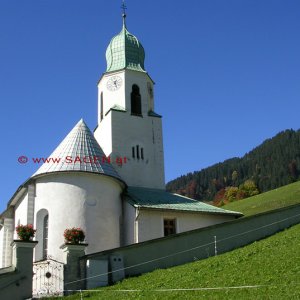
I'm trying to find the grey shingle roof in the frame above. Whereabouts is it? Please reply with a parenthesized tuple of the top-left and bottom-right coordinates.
(126, 187, 243, 216)
(32, 119, 123, 181)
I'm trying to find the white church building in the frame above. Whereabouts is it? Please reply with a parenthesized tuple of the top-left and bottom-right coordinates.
(0, 13, 242, 267)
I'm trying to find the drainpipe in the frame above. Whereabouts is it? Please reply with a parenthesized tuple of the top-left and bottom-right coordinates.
(134, 207, 140, 243)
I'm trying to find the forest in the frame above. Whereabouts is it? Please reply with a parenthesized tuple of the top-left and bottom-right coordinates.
(166, 129, 300, 205)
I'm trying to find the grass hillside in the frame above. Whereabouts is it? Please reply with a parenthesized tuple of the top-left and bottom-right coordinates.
(222, 180, 300, 216)
(53, 222, 300, 300)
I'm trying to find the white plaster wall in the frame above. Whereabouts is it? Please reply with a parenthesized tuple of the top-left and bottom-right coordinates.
(137, 209, 236, 243)
(97, 71, 126, 124)
(95, 69, 165, 189)
(0, 227, 4, 267)
(97, 70, 154, 117)
(123, 202, 136, 245)
(123, 70, 154, 116)
(4, 219, 14, 268)
(27, 184, 35, 225)
(94, 111, 112, 158)
(34, 172, 123, 262)
(109, 110, 165, 189)
(14, 192, 29, 238)
(0, 218, 14, 268)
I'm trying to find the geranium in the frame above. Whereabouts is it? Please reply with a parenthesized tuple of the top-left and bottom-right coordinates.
(64, 227, 85, 244)
(16, 224, 36, 241)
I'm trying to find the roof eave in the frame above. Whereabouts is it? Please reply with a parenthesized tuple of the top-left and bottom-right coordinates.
(32, 170, 127, 189)
(98, 69, 155, 85)
(131, 204, 243, 217)
(4, 178, 32, 210)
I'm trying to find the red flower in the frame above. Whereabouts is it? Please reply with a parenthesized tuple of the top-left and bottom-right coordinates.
(16, 224, 36, 241)
(64, 227, 85, 244)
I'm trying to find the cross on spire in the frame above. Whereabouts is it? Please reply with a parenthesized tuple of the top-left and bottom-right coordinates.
(121, 0, 127, 18)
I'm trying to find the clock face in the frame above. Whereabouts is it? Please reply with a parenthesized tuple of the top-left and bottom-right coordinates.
(106, 76, 122, 91)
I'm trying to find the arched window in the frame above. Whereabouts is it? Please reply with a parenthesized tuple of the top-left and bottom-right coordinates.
(35, 209, 49, 261)
(43, 214, 49, 259)
(100, 92, 104, 121)
(131, 84, 142, 116)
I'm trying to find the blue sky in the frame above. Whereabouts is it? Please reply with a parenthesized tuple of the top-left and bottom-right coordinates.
(0, 0, 299, 212)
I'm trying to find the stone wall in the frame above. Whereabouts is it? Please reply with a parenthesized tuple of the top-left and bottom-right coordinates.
(0, 241, 37, 300)
(82, 203, 300, 287)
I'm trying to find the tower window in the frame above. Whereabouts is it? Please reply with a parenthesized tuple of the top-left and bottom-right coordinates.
(100, 92, 104, 121)
(131, 84, 142, 116)
(132, 145, 144, 160)
(164, 219, 176, 236)
(43, 214, 49, 259)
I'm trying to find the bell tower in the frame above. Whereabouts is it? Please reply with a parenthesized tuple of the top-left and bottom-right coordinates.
(94, 10, 165, 189)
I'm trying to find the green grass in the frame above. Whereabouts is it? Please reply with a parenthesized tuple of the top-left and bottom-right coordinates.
(222, 181, 300, 216)
(51, 222, 300, 300)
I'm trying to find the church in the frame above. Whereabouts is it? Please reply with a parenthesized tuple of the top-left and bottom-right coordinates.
(0, 11, 242, 267)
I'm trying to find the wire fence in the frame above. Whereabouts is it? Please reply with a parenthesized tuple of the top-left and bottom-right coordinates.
(64, 211, 300, 288)
(61, 282, 300, 300)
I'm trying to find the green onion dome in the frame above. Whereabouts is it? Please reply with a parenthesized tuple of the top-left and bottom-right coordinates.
(106, 17, 145, 72)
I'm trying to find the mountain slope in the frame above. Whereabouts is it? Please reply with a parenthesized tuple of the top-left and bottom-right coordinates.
(167, 129, 300, 201)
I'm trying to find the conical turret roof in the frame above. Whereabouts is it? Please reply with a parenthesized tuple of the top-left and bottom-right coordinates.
(32, 119, 123, 181)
